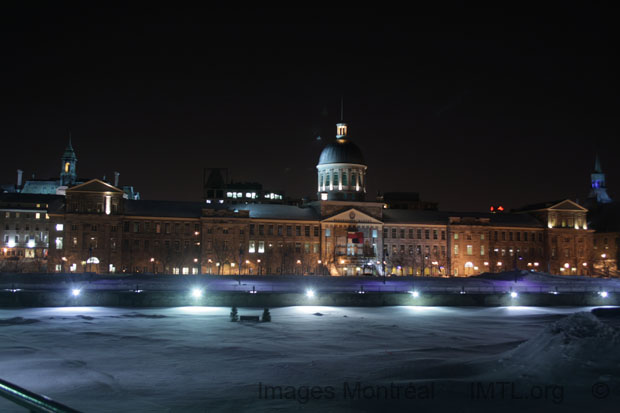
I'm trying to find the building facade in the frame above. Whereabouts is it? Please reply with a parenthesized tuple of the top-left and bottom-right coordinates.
(30, 121, 597, 277)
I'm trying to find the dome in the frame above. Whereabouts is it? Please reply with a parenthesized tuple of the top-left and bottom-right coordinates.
(318, 138, 365, 166)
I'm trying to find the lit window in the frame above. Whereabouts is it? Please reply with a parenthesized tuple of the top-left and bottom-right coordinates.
(35, 212, 41, 219)
(325, 229, 331, 237)
(258, 241, 265, 253)
(227, 192, 233, 198)
(182, 267, 189, 275)
(321, 192, 328, 200)
(466, 245, 473, 255)
(55, 237, 63, 249)
(248, 241, 256, 253)
(56, 223, 64, 231)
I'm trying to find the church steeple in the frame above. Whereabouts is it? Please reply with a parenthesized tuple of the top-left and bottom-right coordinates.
(60, 134, 78, 186)
(589, 154, 612, 204)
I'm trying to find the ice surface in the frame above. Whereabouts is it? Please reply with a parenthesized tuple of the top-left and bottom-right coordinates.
(1, 306, 619, 412)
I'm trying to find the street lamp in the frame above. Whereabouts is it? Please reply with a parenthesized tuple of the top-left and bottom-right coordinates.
(257, 259, 261, 275)
(150, 257, 155, 273)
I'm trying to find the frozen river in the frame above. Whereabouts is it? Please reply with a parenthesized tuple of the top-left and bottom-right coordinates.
(1, 306, 620, 412)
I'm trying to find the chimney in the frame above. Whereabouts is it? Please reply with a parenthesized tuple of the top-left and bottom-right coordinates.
(114, 171, 120, 187)
(17, 169, 23, 187)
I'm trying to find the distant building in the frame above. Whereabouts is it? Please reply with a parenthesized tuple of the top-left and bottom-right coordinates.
(1, 137, 140, 200)
(583, 155, 619, 277)
(203, 168, 285, 205)
(378, 192, 438, 211)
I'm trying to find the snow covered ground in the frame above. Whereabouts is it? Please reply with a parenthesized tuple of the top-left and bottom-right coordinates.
(1, 306, 620, 412)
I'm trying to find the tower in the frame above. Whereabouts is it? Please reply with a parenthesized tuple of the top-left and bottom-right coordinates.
(588, 154, 612, 204)
(316, 121, 367, 201)
(60, 136, 77, 186)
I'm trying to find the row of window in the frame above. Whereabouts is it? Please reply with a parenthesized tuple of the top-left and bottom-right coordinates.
(386, 244, 446, 257)
(4, 224, 49, 231)
(249, 224, 320, 237)
(3, 211, 49, 219)
(248, 240, 320, 254)
(384, 228, 446, 240)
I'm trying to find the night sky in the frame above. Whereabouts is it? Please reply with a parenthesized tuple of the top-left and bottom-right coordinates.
(1, 6, 617, 211)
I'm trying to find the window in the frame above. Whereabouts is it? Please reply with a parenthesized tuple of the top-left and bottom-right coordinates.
(516, 232, 521, 241)
(408, 229, 414, 239)
(454, 245, 459, 255)
(133, 222, 140, 233)
(258, 241, 265, 253)
(55, 237, 63, 249)
(480, 245, 485, 255)
(268, 225, 274, 236)
(313, 226, 319, 237)
(72, 237, 78, 247)
(156, 223, 161, 234)
(433, 230, 438, 240)
(454, 233, 459, 240)
(165, 223, 170, 234)
(466, 245, 473, 255)
(277, 225, 283, 236)
(372, 229, 378, 239)
(304, 242, 310, 253)
(286, 226, 292, 236)
(295, 242, 301, 253)
(325, 228, 331, 237)
(417, 229, 422, 239)
(185, 223, 190, 234)
(391, 228, 396, 238)
(305, 226, 310, 237)
(425, 229, 430, 239)
(383, 228, 388, 238)
(259, 225, 264, 236)
(296, 226, 301, 236)
(480, 234, 485, 240)
(56, 223, 64, 231)
(400, 229, 405, 239)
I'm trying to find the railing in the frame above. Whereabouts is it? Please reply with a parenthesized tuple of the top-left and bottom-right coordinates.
(0, 378, 81, 413)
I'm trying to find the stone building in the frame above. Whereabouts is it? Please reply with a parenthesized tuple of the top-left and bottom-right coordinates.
(39, 120, 597, 277)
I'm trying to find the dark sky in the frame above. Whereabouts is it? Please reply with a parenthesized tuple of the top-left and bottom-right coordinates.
(1, 5, 617, 211)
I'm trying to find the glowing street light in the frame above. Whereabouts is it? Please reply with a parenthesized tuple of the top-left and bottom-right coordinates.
(191, 288, 203, 298)
(410, 291, 420, 298)
(599, 291, 609, 298)
(510, 291, 518, 298)
(71, 288, 81, 297)
(306, 289, 315, 298)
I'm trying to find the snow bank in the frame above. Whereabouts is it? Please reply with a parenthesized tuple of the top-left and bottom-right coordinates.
(494, 312, 620, 382)
(0, 316, 39, 326)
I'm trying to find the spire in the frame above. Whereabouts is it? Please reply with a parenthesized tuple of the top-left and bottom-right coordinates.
(594, 153, 602, 173)
(589, 153, 612, 204)
(336, 98, 348, 139)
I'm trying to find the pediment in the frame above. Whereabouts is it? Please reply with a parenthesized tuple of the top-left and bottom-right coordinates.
(548, 199, 587, 212)
(66, 179, 124, 194)
(322, 208, 383, 224)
